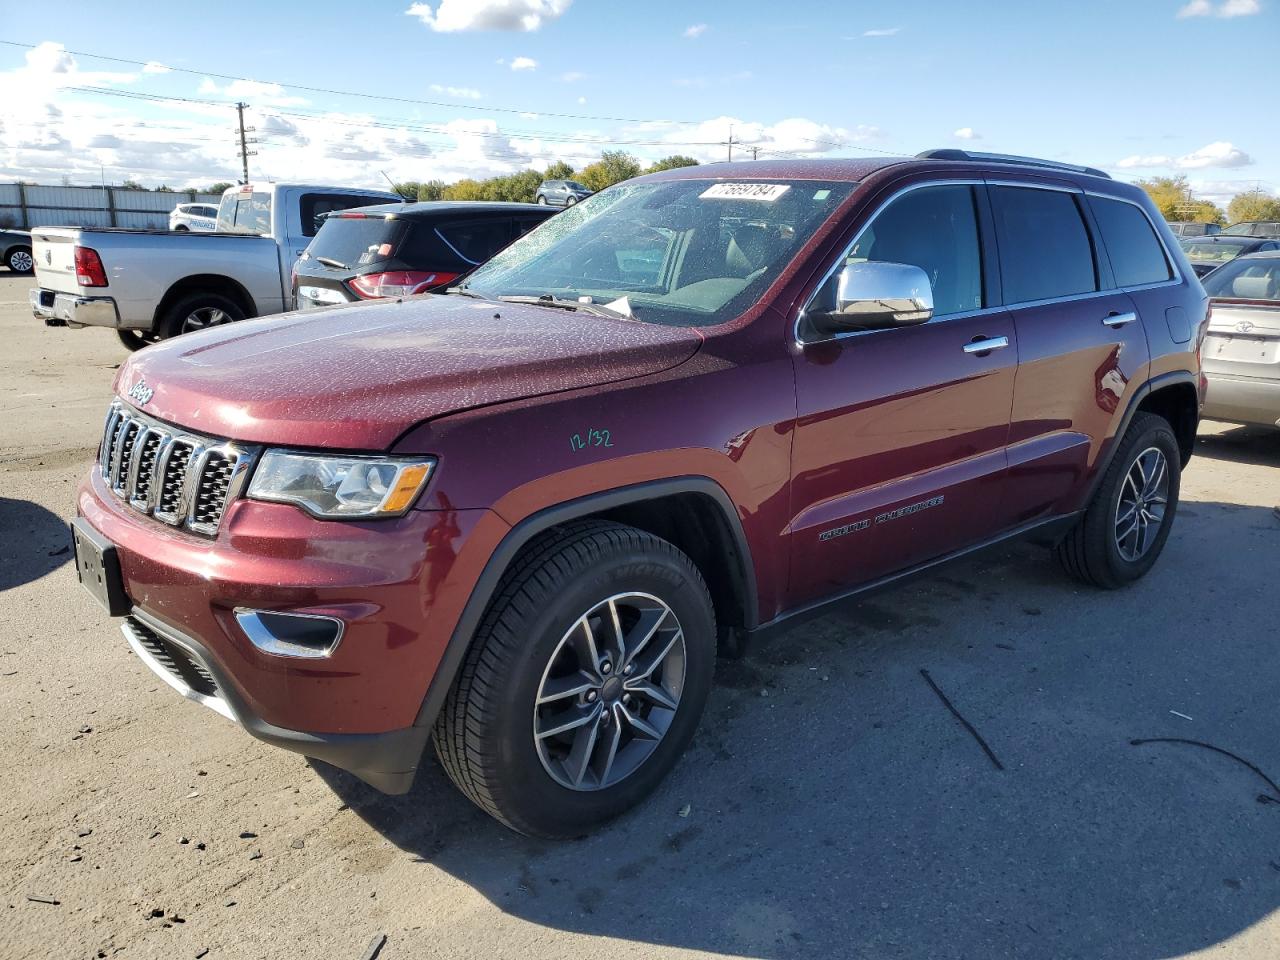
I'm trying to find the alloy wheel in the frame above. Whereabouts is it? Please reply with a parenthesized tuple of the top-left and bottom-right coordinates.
(181, 306, 232, 334)
(533, 592, 686, 791)
(1114, 446, 1169, 562)
(9, 249, 33, 272)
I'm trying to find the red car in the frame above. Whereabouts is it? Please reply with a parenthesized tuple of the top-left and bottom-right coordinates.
(71, 150, 1208, 837)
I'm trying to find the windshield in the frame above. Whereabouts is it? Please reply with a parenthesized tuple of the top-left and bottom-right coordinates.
(216, 191, 271, 235)
(1181, 238, 1252, 263)
(1202, 258, 1280, 301)
(565, 181, 589, 192)
(305, 216, 406, 269)
(462, 178, 855, 326)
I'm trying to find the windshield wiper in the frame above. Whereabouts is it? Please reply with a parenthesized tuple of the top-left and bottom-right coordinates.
(313, 256, 346, 269)
(445, 287, 488, 299)
(497, 294, 631, 320)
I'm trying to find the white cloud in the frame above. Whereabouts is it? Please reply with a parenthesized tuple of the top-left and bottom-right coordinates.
(953, 127, 981, 140)
(862, 27, 901, 36)
(141, 61, 172, 74)
(683, 24, 708, 38)
(198, 77, 309, 107)
(1115, 141, 1253, 170)
(429, 83, 483, 99)
(561, 71, 586, 82)
(577, 96, 587, 104)
(405, 0, 571, 32)
(1177, 0, 1260, 16)
(510, 56, 538, 71)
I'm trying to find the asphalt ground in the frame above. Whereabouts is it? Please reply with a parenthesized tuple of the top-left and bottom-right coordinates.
(2, 271, 1279, 960)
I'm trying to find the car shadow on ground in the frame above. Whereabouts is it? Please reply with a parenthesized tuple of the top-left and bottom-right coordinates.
(1197, 423, 1280, 468)
(319, 497, 1280, 960)
(0, 496, 71, 590)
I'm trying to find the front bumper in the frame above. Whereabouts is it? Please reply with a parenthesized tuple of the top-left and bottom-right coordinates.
(30, 287, 120, 328)
(77, 467, 510, 792)
(1201, 371, 1280, 428)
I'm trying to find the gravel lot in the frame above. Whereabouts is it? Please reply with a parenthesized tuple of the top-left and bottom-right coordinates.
(2, 271, 1279, 960)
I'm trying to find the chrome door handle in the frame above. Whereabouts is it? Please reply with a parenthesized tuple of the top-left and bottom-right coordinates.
(963, 336, 1010, 354)
(1103, 311, 1137, 328)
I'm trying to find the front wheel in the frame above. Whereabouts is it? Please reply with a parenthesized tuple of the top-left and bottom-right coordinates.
(116, 329, 160, 352)
(6, 246, 33, 274)
(433, 520, 715, 838)
(1055, 412, 1181, 588)
(536, 195, 548, 205)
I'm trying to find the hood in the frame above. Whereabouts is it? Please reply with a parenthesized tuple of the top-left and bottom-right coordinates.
(115, 295, 702, 450)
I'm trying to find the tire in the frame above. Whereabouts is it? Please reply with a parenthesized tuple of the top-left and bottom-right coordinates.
(565, 195, 577, 207)
(173, 224, 189, 232)
(433, 520, 716, 838)
(1055, 412, 1181, 589)
(6, 246, 33, 274)
(116, 329, 159, 352)
(157, 292, 245, 340)
(536, 195, 548, 205)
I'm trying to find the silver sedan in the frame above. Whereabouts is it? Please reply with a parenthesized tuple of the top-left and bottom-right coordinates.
(1200, 251, 1280, 429)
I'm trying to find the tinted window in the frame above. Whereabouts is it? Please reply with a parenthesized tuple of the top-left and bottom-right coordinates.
(991, 186, 1097, 303)
(438, 219, 513, 264)
(514, 215, 551, 237)
(299, 194, 385, 238)
(398, 221, 465, 270)
(216, 191, 271, 235)
(1201, 258, 1280, 301)
(845, 183, 984, 316)
(1090, 197, 1171, 287)
(305, 216, 406, 269)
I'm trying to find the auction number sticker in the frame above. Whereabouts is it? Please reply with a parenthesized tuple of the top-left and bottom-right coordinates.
(699, 183, 791, 201)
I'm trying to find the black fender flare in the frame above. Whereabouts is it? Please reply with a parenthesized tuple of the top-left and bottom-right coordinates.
(413, 476, 758, 729)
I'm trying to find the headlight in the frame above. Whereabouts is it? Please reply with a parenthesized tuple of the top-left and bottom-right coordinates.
(247, 451, 436, 519)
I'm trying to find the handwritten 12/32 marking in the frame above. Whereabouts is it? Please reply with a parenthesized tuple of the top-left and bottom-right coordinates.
(570, 428, 614, 452)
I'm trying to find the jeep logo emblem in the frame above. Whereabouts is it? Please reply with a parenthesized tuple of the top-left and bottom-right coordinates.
(127, 379, 154, 406)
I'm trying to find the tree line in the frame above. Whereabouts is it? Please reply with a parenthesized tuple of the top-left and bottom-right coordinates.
(391, 151, 699, 204)
(1135, 175, 1280, 226)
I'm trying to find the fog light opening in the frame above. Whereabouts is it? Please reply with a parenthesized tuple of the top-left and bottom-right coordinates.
(234, 608, 344, 659)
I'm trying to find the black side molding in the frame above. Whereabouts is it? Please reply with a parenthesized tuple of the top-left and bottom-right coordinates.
(413, 476, 757, 730)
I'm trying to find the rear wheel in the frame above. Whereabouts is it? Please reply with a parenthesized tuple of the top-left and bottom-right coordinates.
(1055, 412, 1181, 588)
(433, 520, 715, 838)
(158, 292, 245, 339)
(6, 246, 33, 274)
(116, 329, 159, 352)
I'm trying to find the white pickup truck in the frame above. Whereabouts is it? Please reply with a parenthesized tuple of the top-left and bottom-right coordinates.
(30, 182, 398, 350)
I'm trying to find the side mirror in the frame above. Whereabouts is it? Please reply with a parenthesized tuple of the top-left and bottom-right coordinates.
(805, 261, 934, 337)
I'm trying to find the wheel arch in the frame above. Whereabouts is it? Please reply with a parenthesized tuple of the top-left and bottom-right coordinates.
(151, 274, 257, 330)
(413, 477, 757, 730)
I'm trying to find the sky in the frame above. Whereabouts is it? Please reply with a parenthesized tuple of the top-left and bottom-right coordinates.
(0, 0, 1275, 208)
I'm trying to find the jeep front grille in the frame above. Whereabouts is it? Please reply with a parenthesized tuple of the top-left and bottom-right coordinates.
(100, 400, 258, 537)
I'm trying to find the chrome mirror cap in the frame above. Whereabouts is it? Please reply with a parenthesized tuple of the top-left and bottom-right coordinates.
(833, 261, 934, 325)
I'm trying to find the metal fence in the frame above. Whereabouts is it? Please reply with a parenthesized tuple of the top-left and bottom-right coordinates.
(0, 183, 224, 230)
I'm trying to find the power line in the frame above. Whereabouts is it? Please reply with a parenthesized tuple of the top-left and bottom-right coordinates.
(11, 39, 893, 156)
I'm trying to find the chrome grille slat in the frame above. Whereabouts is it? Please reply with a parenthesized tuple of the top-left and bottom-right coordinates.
(98, 400, 258, 538)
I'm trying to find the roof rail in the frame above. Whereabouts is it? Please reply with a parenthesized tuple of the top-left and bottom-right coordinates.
(915, 149, 1112, 180)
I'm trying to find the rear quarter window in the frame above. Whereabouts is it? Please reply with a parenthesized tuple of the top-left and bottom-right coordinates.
(437, 219, 514, 265)
(990, 186, 1098, 304)
(299, 194, 389, 238)
(1090, 196, 1173, 287)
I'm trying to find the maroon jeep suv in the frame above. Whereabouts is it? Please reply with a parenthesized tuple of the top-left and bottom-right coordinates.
(71, 151, 1208, 838)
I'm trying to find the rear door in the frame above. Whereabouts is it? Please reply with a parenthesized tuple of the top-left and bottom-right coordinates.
(786, 180, 1018, 607)
(991, 181, 1152, 527)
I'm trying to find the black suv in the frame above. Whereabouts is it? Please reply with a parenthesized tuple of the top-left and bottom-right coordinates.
(293, 201, 555, 309)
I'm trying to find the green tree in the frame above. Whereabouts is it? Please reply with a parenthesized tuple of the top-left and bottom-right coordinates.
(205, 182, 234, 194)
(543, 160, 576, 181)
(120, 179, 145, 191)
(441, 179, 488, 201)
(1227, 189, 1280, 225)
(1133, 175, 1224, 224)
(645, 155, 699, 174)
(417, 180, 446, 201)
(576, 150, 642, 192)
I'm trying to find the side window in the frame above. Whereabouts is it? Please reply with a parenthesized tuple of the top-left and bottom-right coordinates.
(1089, 196, 1173, 287)
(846, 183, 984, 317)
(514, 216, 547, 237)
(990, 186, 1097, 303)
(437, 219, 514, 265)
(298, 194, 381, 238)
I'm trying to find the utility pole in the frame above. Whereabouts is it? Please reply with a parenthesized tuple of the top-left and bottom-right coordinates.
(234, 102, 258, 184)
(751, 146, 759, 161)
(726, 124, 735, 162)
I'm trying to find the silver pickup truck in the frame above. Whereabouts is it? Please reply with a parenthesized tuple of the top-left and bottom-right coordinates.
(30, 182, 397, 350)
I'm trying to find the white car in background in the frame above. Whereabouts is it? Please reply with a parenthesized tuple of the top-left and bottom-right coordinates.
(169, 203, 219, 232)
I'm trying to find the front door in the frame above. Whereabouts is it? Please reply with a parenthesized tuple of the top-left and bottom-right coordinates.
(786, 182, 1017, 609)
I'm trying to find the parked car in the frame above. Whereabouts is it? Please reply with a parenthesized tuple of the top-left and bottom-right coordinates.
(294, 201, 555, 309)
(70, 150, 1205, 838)
(1166, 221, 1220, 238)
(29, 182, 398, 351)
(1, 228, 32, 274)
(1178, 234, 1280, 278)
(1221, 221, 1280, 238)
(168, 203, 219, 232)
(1199, 251, 1280, 428)
(535, 179, 593, 207)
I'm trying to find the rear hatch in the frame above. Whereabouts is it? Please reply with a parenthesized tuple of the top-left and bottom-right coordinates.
(294, 213, 470, 308)
(1204, 301, 1280, 380)
(31, 228, 84, 295)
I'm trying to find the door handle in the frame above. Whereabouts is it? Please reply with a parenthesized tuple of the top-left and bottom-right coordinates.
(1103, 311, 1137, 328)
(963, 336, 1010, 354)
